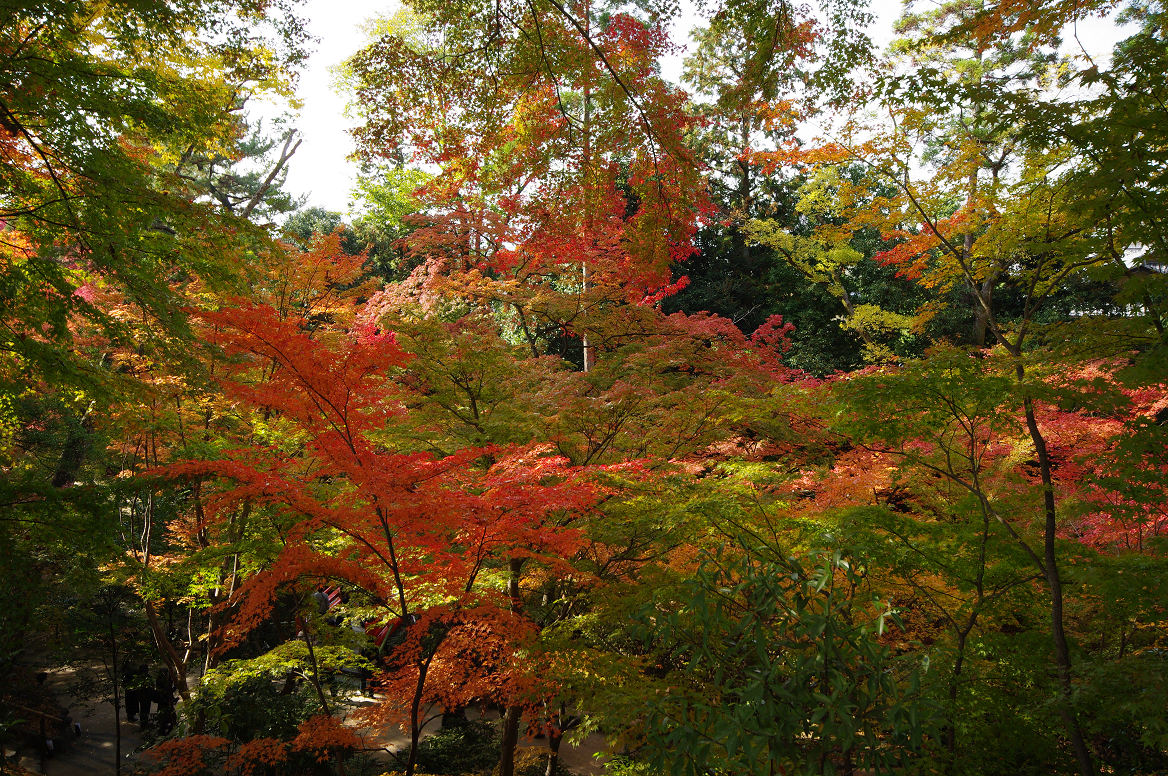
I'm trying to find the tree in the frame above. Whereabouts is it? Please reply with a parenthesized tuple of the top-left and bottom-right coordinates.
(0, 0, 308, 672)
(634, 542, 923, 776)
(683, 0, 811, 271)
(344, 2, 706, 370)
(174, 116, 306, 223)
(156, 296, 600, 775)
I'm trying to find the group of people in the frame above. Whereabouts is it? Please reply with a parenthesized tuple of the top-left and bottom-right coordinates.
(121, 662, 177, 734)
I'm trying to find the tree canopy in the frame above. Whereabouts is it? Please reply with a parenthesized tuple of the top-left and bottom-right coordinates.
(2, 2, 1166, 776)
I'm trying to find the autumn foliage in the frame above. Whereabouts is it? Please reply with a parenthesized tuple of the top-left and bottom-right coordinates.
(3, 2, 1167, 776)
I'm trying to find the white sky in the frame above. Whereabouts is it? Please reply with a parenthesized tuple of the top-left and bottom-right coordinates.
(270, 0, 1126, 216)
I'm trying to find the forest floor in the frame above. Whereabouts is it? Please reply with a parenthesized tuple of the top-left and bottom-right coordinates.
(6, 663, 612, 776)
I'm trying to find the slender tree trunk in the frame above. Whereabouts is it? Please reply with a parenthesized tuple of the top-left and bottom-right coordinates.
(545, 722, 564, 776)
(733, 112, 753, 271)
(499, 557, 526, 776)
(942, 624, 975, 769)
(960, 199, 1094, 775)
(581, 14, 594, 374)
(943, 496, 992, 769)
(582, 262, 594, 372)
(303, 630, 333, 716)
(943, 639, 963, 755)
(1019, 393, 1096, 776)
(108, 620, 122, 776)
(405, 659, 430, 776)
(144, 601, 190, 700)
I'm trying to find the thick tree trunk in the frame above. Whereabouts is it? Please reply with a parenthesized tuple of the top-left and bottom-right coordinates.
(971, 276, 994, 346)
(499, 705, 523, 776)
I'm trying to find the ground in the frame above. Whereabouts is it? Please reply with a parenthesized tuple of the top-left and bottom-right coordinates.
(5, 663, 612, 776)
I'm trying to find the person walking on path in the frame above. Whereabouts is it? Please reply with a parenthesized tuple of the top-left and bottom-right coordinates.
(153, 669, 177, 735)
(120, 661, 140, 723)
(131, 664, 152, 729)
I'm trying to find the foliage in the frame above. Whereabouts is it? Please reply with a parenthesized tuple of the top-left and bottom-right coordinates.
(6, 1, 1168, 776)
(632, 541, 931, 776)
(182, 669, 320, 744)
(413, 719, 500, 775)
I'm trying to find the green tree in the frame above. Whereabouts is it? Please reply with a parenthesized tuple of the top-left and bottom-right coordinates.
(634, 539, 926, 776)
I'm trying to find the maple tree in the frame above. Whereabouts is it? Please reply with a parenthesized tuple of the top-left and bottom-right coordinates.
(636, 544, 921, 776)
(735, 8, 1168, 769)
(150, 286, 611, 774)
(344, 3, 708, 371)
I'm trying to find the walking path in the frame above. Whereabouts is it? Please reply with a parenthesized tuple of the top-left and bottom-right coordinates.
(6, 665, 614, 776)
(344, 695, 613, 775)
(6, 663, 149, 776)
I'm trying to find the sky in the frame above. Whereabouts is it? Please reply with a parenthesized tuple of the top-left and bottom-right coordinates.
(267, 0, 1127, 217)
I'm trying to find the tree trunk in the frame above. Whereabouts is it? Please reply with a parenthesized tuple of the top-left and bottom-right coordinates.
(404, 654, 432, 776)
(144, 600, 190, 700)
(581, 14, 594, 374)
(499, 705, 523, 776)
(51, 404, 95, 487)
(545, 725, 564, 776)
(971, 275, 994, 346)
(1019, 390, 1096, 776)
(498, 556, 526, 776)
(962, 221, 1094, 775)
(733, 110, 753, 272)
(108, 620, 122, 776)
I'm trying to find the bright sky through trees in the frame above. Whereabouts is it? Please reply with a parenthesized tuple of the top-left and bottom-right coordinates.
(276, 0, 1125, 214)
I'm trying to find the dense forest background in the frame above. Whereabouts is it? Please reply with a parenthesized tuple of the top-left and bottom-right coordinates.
(2, 0, 1167, 775)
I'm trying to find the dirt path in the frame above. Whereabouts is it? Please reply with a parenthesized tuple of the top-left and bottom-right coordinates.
(6, 663, 151, 776)
(342, 695, 615, 775)
(11, 668, 617, 776)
